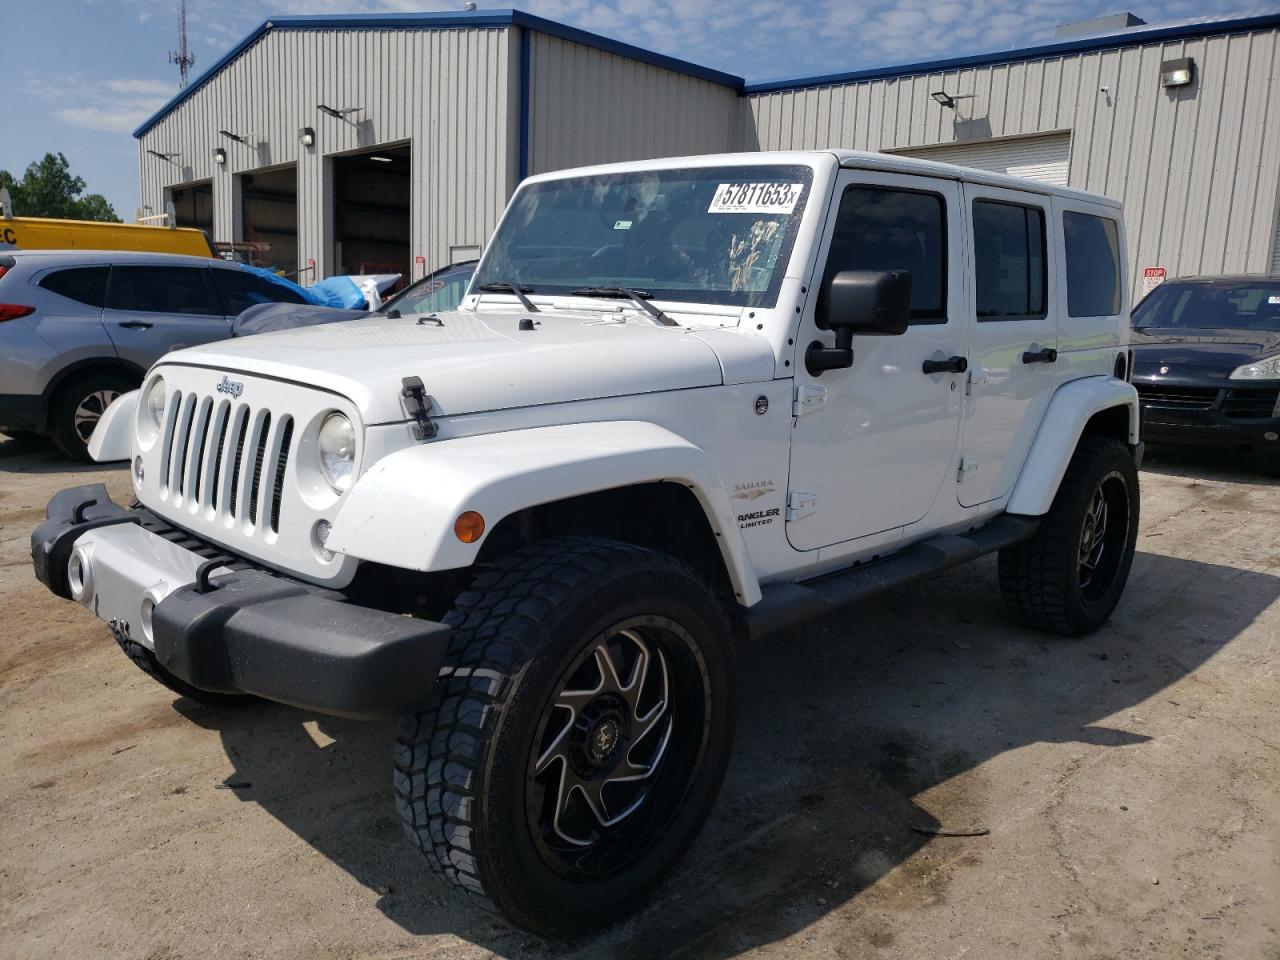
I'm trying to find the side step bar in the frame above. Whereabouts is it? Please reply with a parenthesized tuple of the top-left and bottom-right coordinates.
(745, 515, 1039, 640)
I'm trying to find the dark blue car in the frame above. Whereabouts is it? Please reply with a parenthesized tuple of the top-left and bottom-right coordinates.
(1131, 275, 1280, 473)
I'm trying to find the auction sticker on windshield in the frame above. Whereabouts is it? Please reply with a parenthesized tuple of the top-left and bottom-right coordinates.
(708, 182, 804, 215)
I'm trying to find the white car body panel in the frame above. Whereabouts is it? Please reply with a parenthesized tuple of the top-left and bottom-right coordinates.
(328, 420, 761, 605)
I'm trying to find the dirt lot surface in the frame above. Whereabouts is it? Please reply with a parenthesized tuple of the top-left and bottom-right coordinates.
(1, 433, 1277, 960)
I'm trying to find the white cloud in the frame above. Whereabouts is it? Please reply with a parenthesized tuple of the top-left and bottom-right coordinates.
(58, 105, 163, 134)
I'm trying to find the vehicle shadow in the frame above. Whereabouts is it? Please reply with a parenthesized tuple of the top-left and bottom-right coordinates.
(175, 547, 1278, 957)
(0, 431, 126, 474)
(1141, 442, 1278, 487)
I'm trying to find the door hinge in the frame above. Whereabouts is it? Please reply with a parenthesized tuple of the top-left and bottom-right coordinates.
(957, 456, 980, 482)
(786, 491, 818, 521)
(793, 383, 827, 417)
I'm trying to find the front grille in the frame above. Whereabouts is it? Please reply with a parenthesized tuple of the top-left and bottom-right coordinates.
(1134, 383, 1219, 411)
(161, 392, 295, 533)
(1222, 388, 1279, 420)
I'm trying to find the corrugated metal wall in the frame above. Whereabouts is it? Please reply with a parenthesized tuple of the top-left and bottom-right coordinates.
(525, 33, 739, 174)
(891, 131, 1072, 186)
(138, 26, 517, 275)
(744, 25, 1280, 296)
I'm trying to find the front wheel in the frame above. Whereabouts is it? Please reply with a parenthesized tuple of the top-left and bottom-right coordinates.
(999, 436, 1140, 636)
(394, 537, 736, 935)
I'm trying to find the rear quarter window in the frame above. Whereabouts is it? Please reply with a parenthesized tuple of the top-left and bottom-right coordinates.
(211, 268, 307, 315)
(38, 266, 110, 307)
(1064, 212, 1122, 317)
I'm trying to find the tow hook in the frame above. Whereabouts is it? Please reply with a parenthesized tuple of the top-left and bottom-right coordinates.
(401, 376, 439, 440)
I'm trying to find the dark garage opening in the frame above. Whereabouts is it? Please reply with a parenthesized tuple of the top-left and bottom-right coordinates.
(169, 180, 213, 233)
(333, 144, 410, 285)
(240, 165, 298, 275)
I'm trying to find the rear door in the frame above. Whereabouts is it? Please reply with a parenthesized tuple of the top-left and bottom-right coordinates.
(102, 264, 231, 368)
(956, 184, 1064, 507)
(209, 266, 308, 319)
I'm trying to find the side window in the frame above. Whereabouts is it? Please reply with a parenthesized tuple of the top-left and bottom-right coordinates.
(1064, 211, 1122, 317)
(105, 266, 221, 316)
(973, 200, 1046, 320)
(211, 269, 307, 316)
(38, 266, 109, 307)
(822, 186, 947, 322)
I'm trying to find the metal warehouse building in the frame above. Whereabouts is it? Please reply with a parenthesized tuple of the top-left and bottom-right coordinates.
(134, 9, 1280, 298)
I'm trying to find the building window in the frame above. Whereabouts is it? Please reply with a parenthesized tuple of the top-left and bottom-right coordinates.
(973, 199, 1047, 321)
(1064, 211, 1122, 317)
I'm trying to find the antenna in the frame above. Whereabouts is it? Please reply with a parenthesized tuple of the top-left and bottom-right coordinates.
(169, 0, 196, 88)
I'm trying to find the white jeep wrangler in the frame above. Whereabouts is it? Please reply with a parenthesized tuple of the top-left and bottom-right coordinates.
(32, 150, 1141, 934)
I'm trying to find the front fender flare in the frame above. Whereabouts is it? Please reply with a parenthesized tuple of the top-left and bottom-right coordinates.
(1005, 376, 1139, 517)
(87, 390, 138, 463)
(327, 421, 762, 605)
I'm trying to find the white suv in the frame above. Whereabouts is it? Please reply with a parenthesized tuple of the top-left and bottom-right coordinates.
(32, 151, 1141, 934)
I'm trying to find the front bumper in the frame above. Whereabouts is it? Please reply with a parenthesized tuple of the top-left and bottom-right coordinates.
(31, 484, 450, 719)
(1133, 379, 1280, 455)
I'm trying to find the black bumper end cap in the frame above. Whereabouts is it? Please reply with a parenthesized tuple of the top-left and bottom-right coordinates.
(31, 483, 139, 598)
(153, 572, 451, 720)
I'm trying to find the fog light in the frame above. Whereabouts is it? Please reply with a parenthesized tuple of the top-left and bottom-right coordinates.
(1265, 431, 1278, 442)
(67, 546, 93, 603)
(312, 519, 335, 562)
(133, 456, 145, 484)
(454, 511, 485, 544)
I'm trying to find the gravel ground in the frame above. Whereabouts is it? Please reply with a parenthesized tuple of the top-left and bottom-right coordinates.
(1, 433, 1276, 960)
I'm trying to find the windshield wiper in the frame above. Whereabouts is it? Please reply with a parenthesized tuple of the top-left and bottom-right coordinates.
(571, 287, 678, 327)
(475, 281, 539, 313)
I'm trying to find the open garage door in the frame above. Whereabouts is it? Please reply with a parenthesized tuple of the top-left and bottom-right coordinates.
(893, 132, 1071, 186)
(333, 144, 410, 287)
(240, 165, 298, 275)
(169, 180, 213, 232)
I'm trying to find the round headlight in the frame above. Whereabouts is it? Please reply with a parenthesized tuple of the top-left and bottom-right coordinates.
(143, 376, 167, 427)
(317, 412, 356, 492)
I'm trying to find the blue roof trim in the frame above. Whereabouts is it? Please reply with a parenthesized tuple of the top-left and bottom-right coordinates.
(744, 12, 1280, 94)
(132, 8, 742, 138)
(134, 9, 1280, 138)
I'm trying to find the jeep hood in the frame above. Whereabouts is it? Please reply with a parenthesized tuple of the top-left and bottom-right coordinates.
(159, 309, 769, 423)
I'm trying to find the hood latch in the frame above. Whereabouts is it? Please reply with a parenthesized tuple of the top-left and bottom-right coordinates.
(401, 376, 439, 440)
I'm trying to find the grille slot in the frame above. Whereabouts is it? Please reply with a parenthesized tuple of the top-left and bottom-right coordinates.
(1135, 384, 1219, 411)
(247, 413, 272, 527)
(269, 418, 294, 534)
(1223, 388, 1279, 420)
(207, 402, 231, 509)
(228, 408, 249, 518)
(170, 395, 198, 500)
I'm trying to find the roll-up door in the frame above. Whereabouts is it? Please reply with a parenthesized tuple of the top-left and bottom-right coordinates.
(894, 132, 1072, 186)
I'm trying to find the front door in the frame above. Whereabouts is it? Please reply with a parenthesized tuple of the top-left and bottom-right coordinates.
(102, 264, 231, 370)
(956, 184, 1062, 507)
(787, 171, 966, 552)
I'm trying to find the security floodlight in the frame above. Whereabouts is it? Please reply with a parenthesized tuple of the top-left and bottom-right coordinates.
(1160, 57, 1194, 88)
(213, 147, 227, 165)
(146, 149, 180, 163)
(931, 90, 974, 110)
(299, 126, 316, 146)
(318, 103, 361, 120)
(219, 129, 248, 143)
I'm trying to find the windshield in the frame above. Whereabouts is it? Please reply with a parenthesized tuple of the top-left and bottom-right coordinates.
(385, 262, 476, 314)
(473, 165, 814, 309)
(1134, 281, 1280, 331)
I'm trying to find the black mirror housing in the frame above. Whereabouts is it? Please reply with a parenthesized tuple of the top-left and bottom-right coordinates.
(816, 269, 912, 336)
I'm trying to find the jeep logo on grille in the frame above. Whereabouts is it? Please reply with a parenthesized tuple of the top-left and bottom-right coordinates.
(216, 375, 244, 398)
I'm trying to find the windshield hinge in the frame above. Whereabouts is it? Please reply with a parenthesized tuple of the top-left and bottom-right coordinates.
(400, 376, 438, 441)
(793, 383, 827, 417)
(786, 491, 818, 522)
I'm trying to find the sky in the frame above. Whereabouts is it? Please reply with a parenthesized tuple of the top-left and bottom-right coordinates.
(1, 0, 1268, 218)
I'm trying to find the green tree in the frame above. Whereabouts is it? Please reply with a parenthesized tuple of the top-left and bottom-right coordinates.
(0, 152, 119, 222)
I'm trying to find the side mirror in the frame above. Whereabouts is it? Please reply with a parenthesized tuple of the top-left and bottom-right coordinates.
(807, 270, 912, 375)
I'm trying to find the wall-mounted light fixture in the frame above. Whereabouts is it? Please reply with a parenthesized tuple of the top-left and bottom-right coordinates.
(370, 155, 394, 163)
(146, 149, 181, 163)
(318, 103, 361, 120)
(219, 129, 248, 144)
(298, 126, 315, 147)
(212, 147, 227, 165)
(931, 90, 975, 110)
(1160, 57, 1194, 88)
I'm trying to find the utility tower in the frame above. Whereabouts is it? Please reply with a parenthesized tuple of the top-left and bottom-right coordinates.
(169, 0, 196, 88)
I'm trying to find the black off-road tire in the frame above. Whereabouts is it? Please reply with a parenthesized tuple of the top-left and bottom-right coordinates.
(394, 536, 736, 935)
(49, 371, 137, 462)
(114, 633, 250, 706)
(999, 436, 1140, 636)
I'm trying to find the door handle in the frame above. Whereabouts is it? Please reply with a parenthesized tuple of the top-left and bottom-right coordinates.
(1022, 347, 1058, 364)
(922, 355, 968, 375)
(118, 321, 154, 330)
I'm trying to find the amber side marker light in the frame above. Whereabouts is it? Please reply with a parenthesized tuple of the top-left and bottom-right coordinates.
(454, 511, 485, 543)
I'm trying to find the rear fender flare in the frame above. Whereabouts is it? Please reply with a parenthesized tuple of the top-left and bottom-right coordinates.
(327, 420, 762, 605)
(1005, 376, 1139, 516)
